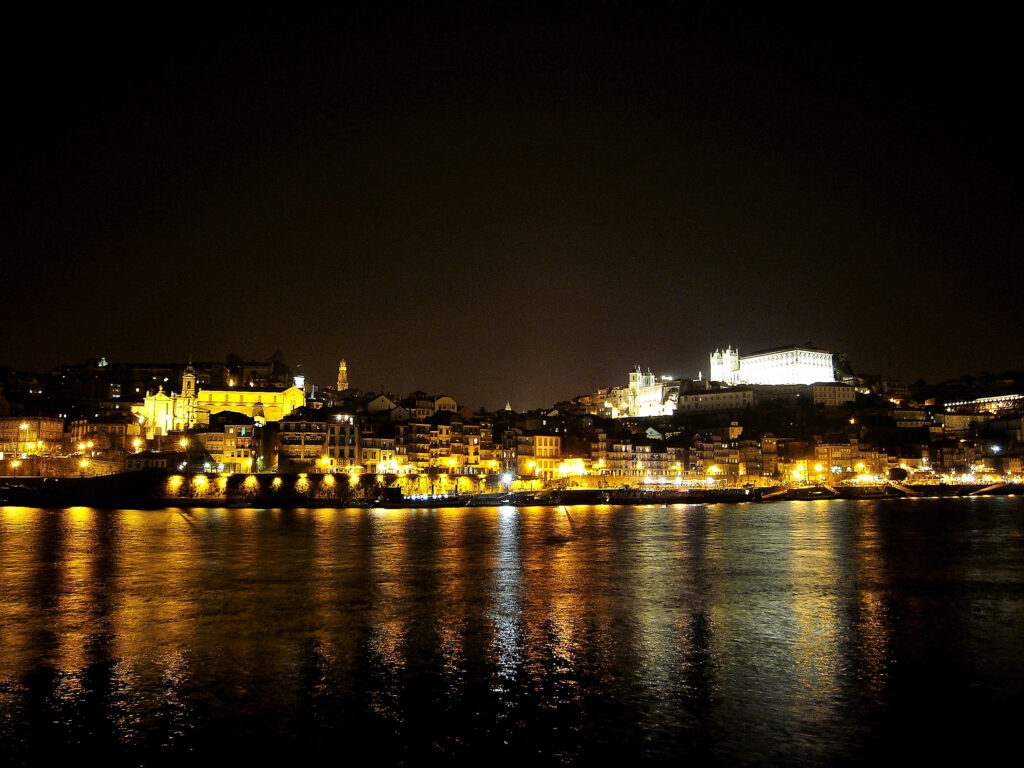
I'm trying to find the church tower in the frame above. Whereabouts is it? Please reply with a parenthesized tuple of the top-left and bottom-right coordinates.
(181, 365, 197, 398)
(337, 359, 349, 391)
(177, 365, 198, 430)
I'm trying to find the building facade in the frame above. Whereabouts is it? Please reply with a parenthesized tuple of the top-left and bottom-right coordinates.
(133, 367, 305, 438)
(710, 345, 835, 386)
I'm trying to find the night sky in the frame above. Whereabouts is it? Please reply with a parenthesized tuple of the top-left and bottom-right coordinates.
(3, 6, 1021, 409)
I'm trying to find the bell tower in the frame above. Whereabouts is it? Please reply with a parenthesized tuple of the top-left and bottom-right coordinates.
(181, 366, 197, 398)
(337, 359, 349, 391)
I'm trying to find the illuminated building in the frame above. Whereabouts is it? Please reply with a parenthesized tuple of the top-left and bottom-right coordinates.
(946, 393, 1024, 414)
(193, 384, 304, 424)
(326, 414, 360, 471)
(585, 367, 680, 418)
(337, 358, 349, 391)
(400, 391, 459, 420)
(602, 440, 680, 480)
(131, 373, 196, 438)
(0, 416, 64, 457)
(133, 366, 305, 438)
(275, 411, 328, 471)
(710, 344, 835, 385)
(359, 431, 396, 474)
(69, 413, 142, 453)
(513, 434, 562, 479)
(195, 420, 255, 473)
(627, 367, 679, 417)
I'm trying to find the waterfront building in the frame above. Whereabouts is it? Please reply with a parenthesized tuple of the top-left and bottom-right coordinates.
(514, 433, 562, 479)
(69, 413, 142, 454)
(0, 416, 64, 457)
(124, 450, 186, 472)
(274, 411, 328, 471)
(326, 413, 361, 471)
(195, 416, 256, 473)
(359, 429, 396, 475)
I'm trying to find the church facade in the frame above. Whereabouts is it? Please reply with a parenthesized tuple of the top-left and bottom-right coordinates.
(133, 367, 305, 438)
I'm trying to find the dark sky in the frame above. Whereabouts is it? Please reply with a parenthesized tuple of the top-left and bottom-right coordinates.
(3, 5, 1021, 409)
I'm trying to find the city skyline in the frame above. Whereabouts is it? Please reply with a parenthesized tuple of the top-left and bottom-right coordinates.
(4, 7, 1021, 409)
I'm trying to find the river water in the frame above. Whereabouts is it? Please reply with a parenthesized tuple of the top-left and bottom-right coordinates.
(2, 497, 1023, 766)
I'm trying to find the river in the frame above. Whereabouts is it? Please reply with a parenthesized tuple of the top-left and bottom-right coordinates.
(2, 497, 1023, 765)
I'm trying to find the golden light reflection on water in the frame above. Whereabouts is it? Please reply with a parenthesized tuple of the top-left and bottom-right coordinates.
(853, 506, 890, 696)
(2, 499, 1022, 763)
(788, 501, 843, 710)
(490, 505, 523, 684)
(702, 500, 851, 760)
(365, 508, 410, 723)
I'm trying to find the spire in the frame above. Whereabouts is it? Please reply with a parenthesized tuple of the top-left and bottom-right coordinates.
(337, 358, 349, 391)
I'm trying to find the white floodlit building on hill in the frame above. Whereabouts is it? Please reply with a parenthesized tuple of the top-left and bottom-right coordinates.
(710, 345, 835, 386)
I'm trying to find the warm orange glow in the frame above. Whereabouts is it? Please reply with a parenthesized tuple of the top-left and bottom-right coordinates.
(557, 458, 586, 476)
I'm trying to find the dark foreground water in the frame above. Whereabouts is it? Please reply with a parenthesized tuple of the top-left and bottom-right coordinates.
(2, 498, 1023, 766)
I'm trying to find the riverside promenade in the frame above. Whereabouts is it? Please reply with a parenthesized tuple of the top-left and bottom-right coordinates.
(2, 471, 1021, 509)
